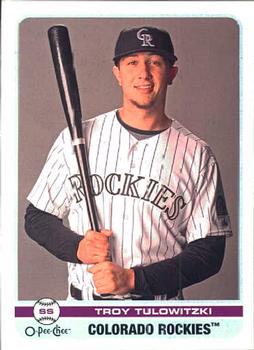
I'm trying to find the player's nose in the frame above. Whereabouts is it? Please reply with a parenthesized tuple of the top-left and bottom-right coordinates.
(138, 61, 152, 79)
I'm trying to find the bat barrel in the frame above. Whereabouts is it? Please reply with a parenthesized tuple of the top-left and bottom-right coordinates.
(48, 25, 99, 232)
(48, 26, 72, 66)
(48, 25, 82, 139)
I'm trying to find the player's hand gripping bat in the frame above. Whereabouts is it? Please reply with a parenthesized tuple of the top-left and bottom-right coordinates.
(48, 25, 99, 232)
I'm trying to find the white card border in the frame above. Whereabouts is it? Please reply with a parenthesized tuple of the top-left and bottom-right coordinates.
(1, 1, 254, 349)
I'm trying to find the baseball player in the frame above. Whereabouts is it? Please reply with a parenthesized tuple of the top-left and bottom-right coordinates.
(25, 26, 232, 300)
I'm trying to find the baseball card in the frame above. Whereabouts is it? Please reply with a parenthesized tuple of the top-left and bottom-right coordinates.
(1, 1, 254, 349)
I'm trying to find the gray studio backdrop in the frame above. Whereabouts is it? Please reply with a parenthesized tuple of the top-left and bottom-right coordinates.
(19, 18, 239, 300)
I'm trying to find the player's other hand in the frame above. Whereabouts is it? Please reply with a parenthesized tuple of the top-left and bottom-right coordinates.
(77, 229, 112, 264)
(88, 262, 135, 295)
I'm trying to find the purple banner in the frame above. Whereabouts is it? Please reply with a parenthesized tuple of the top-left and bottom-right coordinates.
(15, 305, 243, 318)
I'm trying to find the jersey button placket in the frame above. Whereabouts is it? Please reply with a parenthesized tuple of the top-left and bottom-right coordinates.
(128, 142, 138, 170)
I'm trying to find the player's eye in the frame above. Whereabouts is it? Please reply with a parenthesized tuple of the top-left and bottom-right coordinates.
(127, 60, 138, 66)
(151, 60, 162, 66)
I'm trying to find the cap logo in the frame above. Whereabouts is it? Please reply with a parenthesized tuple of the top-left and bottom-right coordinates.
(137, 28, 155, 47)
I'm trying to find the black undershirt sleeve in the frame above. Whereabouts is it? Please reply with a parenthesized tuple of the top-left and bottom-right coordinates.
(24, 203, 226, 297)
(25, 203, 83, 263)
(133, 236, 226, 298)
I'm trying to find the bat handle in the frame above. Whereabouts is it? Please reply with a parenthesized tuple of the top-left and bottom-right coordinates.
(74, 143, 100, 232)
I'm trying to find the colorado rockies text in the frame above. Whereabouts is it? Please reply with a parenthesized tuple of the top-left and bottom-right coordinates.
(69, 173, 186, 220)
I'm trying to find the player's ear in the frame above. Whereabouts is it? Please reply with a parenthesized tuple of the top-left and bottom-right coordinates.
(112, 65, 122, 86)
(167, 66, 178, 85)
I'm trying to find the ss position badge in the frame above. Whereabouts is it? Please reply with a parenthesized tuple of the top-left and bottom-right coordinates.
(33, 297, 60, 325)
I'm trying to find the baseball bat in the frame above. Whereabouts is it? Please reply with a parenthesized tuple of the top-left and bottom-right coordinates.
(48, 26, 127, 300)
(48, 25, 100, 232)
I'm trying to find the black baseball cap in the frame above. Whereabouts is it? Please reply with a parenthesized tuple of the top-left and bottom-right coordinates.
(113, 26, 177, 65)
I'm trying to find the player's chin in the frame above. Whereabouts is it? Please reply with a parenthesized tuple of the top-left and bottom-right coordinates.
(131, 98, 156, 110)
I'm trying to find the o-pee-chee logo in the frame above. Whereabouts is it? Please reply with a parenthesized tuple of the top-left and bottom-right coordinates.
(33, 298, 60, 325)
(25, 298, 71, 337)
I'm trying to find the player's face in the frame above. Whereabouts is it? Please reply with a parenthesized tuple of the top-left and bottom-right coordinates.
(113, 52, 177, 111)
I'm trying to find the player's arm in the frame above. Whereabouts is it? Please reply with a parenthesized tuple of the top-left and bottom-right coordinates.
(132, 236, 226, 298)
(25, 203, 83, 262)
(87, 236, 225, 297)
(25, 205, 226, 297)
(24, 203, 110, 264)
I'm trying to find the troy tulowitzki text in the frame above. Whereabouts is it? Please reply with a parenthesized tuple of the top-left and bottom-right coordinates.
(94, 307, 213, 316)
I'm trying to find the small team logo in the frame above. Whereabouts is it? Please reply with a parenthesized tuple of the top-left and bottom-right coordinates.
(137, 28, 155, 47)
(33, 298, 60, 325)
(216, 194, 228, 217)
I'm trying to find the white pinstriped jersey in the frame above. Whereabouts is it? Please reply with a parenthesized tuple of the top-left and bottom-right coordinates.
(27, 110, 232, 300)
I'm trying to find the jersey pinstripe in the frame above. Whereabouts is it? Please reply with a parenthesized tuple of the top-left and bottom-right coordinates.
(27, 109, 232, 300)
